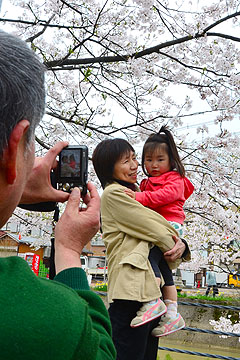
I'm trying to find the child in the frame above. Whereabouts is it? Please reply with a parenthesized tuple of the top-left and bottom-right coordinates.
(125, 125, 194, 337)
(61, 155, 76, 177)
(69, 154, 76, 169)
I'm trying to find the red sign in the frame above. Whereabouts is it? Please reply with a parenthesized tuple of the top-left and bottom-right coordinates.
(32, 254, 40, 276)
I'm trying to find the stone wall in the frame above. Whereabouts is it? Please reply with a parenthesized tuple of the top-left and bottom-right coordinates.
(168, 299, 239, 349)
(100, 295, 240, 349)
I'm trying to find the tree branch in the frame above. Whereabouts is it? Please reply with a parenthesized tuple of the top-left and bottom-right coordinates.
(206, 32, 240, 42)
(26, 14, 55, 43)
(44, 13, 240, 69)
(0, 17, 87, 29)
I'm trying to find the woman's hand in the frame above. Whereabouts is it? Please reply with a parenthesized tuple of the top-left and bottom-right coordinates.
(124, 188, 136, 199)
(164, 235, 186, 262)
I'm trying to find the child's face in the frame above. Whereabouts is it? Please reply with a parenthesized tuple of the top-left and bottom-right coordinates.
(144, 147, 171, 176)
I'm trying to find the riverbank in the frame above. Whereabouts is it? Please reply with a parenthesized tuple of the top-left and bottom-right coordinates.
(98, 289, 240, 350)
(162, 297, 239, 349)
(157, 339, 240, 360)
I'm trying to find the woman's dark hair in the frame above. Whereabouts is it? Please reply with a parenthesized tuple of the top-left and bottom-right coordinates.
(142, 125, 185, 177)
(92, 138, 135, 188)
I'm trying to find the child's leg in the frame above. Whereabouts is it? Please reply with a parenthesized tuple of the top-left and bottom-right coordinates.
(158, 261, 178, 318)
(162, 284, 177, 301)
(130, 246, 167, 328)
(152, 259, 185, 337)
(162, 285, 178, 319)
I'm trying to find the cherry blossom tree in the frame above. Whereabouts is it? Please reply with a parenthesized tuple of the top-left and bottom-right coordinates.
(0, 0, 239, 270)
(210, 316, 240, 343)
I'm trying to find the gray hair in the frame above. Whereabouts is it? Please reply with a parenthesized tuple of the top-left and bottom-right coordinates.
(0, 30, 45, 157)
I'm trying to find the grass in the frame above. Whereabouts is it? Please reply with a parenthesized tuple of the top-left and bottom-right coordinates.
(158, 353, 212, 360)
(92, 282, 239, 305)
(159, 354, 212, 360)
(164, 355, 173, 360)
(178, 291, 237, 303)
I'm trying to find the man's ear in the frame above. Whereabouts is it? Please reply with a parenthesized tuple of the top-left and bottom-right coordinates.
(2, 120, 30, 184)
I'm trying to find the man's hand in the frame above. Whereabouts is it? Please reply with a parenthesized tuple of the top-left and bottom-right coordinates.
(124, 188, 136, 199)
(164, 235, 186, 262)
(20, 142, 69, 204)
(54, 182, 100, 274)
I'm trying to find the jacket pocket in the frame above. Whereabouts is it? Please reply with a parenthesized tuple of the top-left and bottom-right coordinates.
(119, 252, 148, 270)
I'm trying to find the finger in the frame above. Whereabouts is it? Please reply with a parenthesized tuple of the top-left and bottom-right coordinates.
(172, 235, 179, 244)
(44, 141, 69, 166)
(83, 192, 91, 205)
(65, 187, 81, 213)
(80, 183, 98, 206)
(51, 188, 70, 203)
(164, 236, 179, 256)
(87, 182, 100, 203)
(165, 252, 177, 260)
(83, 182, 100, 212)
(164, 255, 174, 262)
(164, 247, 174, 256)
(52, 159, 58, 170)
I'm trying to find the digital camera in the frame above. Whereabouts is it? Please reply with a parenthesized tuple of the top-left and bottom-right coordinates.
(57, 145, 88, 195)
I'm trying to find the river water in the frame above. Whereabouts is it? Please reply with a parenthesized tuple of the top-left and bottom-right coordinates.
(157, 340, 240, 360)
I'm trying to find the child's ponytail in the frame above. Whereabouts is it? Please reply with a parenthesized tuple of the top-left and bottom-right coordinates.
(158, 125, 185, 176)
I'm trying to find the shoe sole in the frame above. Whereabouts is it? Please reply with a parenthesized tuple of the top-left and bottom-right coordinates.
(130, 307, 167, 328)
(152, 323, 185, 337)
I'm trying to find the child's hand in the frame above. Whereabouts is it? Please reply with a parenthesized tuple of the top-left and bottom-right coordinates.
(124, 188, 136, 199)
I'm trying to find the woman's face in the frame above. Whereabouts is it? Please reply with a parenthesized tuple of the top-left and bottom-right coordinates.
(113, 151, 139, 183)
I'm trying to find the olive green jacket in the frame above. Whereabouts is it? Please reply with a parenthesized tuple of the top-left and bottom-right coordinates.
(101, 183, 191, 303)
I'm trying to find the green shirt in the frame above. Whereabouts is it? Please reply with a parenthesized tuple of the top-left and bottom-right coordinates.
(0, 256, 116, 360)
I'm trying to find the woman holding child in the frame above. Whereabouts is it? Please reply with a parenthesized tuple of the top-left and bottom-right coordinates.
(92, 134, 191, 360)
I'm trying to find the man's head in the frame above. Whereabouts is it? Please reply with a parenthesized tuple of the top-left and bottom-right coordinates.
(0, 30, 45, 157)
(0, 30, 46, 226)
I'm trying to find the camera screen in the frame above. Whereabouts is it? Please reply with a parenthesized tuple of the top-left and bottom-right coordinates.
(59, 149, 81, 178)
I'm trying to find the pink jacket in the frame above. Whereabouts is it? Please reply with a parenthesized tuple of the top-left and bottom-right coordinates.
(135, 171, 194, 224)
